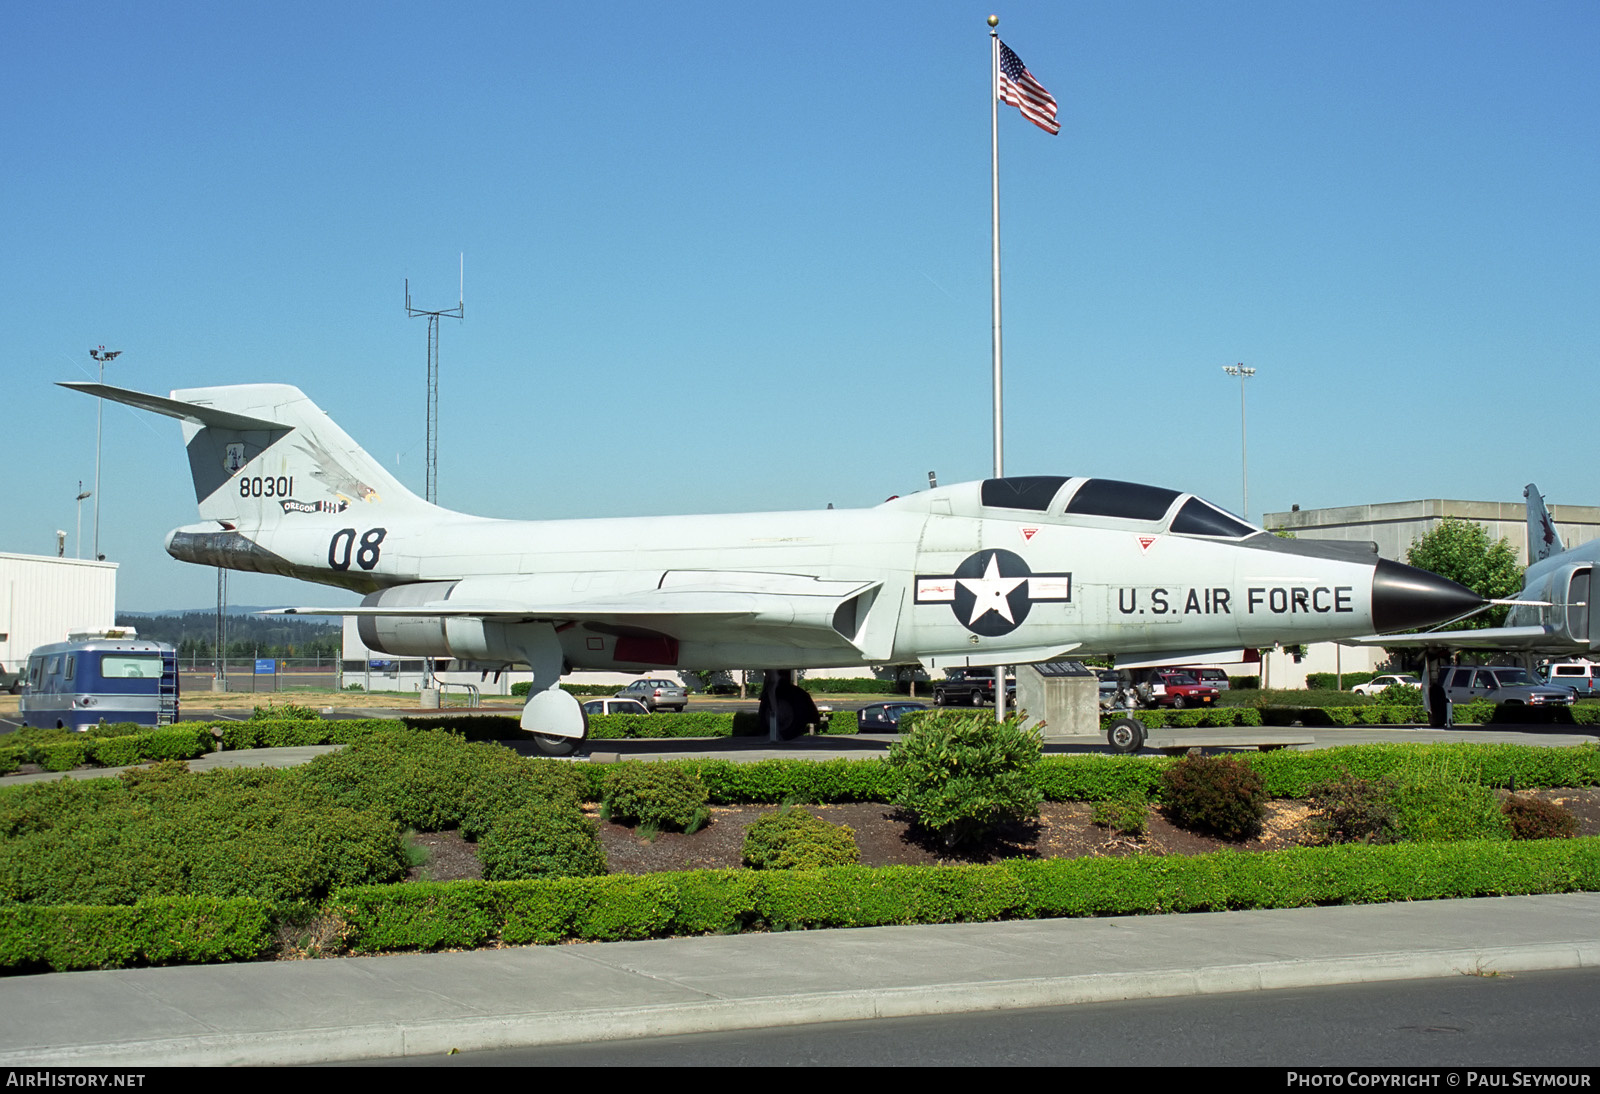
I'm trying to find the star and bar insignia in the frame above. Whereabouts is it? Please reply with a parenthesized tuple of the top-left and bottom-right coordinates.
(914, 548, 1071, 636)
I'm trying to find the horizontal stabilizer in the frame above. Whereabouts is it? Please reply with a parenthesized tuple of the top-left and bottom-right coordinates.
(59, 382, 287, 433)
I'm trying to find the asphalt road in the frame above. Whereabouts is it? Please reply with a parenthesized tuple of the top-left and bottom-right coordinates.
(364, 966, 1600, 1068)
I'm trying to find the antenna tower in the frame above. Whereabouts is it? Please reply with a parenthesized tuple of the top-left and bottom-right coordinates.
(404, 256, 464, 504)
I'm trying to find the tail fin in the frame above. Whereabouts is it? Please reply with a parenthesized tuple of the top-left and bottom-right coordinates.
(1525, 483, 1564, 564)
(60, 382, 436, 528)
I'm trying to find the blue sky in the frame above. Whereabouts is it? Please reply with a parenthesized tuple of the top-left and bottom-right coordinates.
(6, 1, 1597, 611)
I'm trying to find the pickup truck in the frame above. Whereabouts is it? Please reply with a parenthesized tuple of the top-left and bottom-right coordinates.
(0, 662, 22, 694)
(933, 668, 1017, 707)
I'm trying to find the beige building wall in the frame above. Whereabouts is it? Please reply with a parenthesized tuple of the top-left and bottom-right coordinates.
(1262, 497, 1600, 568)
(1255, 495, 1600, 688)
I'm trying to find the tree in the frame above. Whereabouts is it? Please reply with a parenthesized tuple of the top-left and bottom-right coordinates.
(1404, 517, 1522, 629)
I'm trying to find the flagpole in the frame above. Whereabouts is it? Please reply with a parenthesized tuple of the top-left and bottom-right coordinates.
(989, 15, 1004, 481)
(989, 15, 1008, 724)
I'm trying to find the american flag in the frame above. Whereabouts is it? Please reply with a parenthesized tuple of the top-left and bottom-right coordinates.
(998, 40, 1059, 135)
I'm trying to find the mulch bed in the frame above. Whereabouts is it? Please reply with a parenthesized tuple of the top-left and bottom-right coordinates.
(405, 788, 1600, 883)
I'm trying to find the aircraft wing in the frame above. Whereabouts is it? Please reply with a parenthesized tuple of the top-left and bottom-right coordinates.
(1342, 626, 1567, 652)
(270, 595, 762, 623)
(269, 573, 887, 657)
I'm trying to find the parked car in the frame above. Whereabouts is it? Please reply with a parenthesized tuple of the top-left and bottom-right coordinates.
(612, 678, 688, 712)
(932, 668, 1017, 707)
(1439, 666, 1575, 708)
(855, 701, 929, 732)
(1136, 669, 1219, 709)
(1540, 661, 1600, 697)
(581, 698, 651, 716)
(1350, 674, 1422, 697)
(0, 662, 22, 694)
(1174, 667, 1231, 690)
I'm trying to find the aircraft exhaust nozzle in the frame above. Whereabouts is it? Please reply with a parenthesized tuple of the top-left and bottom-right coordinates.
(1370, 558, 1484, 634)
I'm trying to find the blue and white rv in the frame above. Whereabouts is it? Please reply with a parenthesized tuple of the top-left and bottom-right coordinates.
(19, 631, 179, 732)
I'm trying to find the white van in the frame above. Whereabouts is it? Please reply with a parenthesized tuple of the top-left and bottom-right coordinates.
(1541, 661, 1599, 697)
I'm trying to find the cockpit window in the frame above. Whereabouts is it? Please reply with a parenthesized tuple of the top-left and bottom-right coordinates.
(981, 476, 1070, 511)
(1063, 479, 1180, 521)
(1170, 498, 1255, 538)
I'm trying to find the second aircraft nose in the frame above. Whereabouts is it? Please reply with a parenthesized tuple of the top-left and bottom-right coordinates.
(1370, 558, 1484, 633)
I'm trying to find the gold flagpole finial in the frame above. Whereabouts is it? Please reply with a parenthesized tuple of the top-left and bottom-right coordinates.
(987, 14, 998, 28)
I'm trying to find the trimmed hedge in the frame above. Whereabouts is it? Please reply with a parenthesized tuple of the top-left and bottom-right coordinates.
(219, 718, 405, 749)
(0, 896, 278, 972)
(581, 744, 1600, 809)
(329, 838, 1600, 952)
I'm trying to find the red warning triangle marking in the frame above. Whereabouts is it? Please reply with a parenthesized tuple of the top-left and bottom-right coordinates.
(1137, 535, 1157, 553)
(1021, 527, 1039, 541)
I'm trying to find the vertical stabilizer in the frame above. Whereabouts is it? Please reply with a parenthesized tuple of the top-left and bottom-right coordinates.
(1525, 483, 1565, 564)
(60, 381, 438, 529)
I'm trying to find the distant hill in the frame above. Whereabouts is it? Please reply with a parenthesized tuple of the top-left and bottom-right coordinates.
(119, 606, 345, 619)
(114, 611, 341, 659)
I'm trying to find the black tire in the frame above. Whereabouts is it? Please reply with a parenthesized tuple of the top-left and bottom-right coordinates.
(934, 688, 947, 706)
(532, 733, 583, 757)
(1106, 717, 1145, 755)
(1171, 696, 1187, 710)
(761, 681, 820, 740)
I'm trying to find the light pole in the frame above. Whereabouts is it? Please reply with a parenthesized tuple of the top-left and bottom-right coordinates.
(74, 482, 91, 559)
(89, 347, 121, 559)
(1221, 364, 1256, 521)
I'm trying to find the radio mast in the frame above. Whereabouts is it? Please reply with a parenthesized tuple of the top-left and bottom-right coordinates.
(404, 255, 464, 505)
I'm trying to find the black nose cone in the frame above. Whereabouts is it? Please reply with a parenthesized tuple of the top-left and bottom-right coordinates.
(1371, 558, 1485, 633)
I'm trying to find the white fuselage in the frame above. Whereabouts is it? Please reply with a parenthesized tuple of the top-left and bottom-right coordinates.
(186, 483, 1389, 673)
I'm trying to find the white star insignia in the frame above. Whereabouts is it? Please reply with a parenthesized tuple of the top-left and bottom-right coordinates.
(958, 553, 1027, 626)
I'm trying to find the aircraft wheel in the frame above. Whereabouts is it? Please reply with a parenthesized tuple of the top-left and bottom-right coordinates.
(532, 733, 585, 757)
(1107, 717, 1145, 755)
(766, 682, 819, 740)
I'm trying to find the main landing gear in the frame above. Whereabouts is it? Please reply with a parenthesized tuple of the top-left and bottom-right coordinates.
(511, 625, 589, 757)
(759, 669, 821, 741)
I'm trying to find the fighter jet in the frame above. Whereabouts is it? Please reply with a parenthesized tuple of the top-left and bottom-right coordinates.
(1350, 484, 1596, 657)
(64, 381, 1481, 753)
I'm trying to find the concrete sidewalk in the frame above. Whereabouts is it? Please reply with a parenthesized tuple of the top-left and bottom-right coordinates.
(2, 893, 1596, 1066)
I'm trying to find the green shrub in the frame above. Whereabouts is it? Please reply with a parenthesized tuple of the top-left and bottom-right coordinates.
(1501, 795, 1578, 841)
(1306, 771, 1399, 845)
(887, 712, 1041, 848)
(601, 763, 711, 833)
(1159, 753, 1266, 841)
(458, 758, 588, 841)
(477, 802, 608, 880)
(1389, 780, 1511, 842)
(294, 728, 546, 833)
(1375, 684, 1423, 705)
(1091, 795, 1148, 837)
(0, 762, 406, 907)
(741, 807, 860, 869)
(1306, 672, 1378, 690)
(249, 701, 321, 722)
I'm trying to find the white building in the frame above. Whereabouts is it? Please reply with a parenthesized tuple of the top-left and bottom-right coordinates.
(0, 552, 118, 669)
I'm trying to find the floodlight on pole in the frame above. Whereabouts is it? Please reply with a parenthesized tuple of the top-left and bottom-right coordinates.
(75, 482, 91, 559)
(1221, 364, 1256, 521)
(89, 346, 121, 559)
